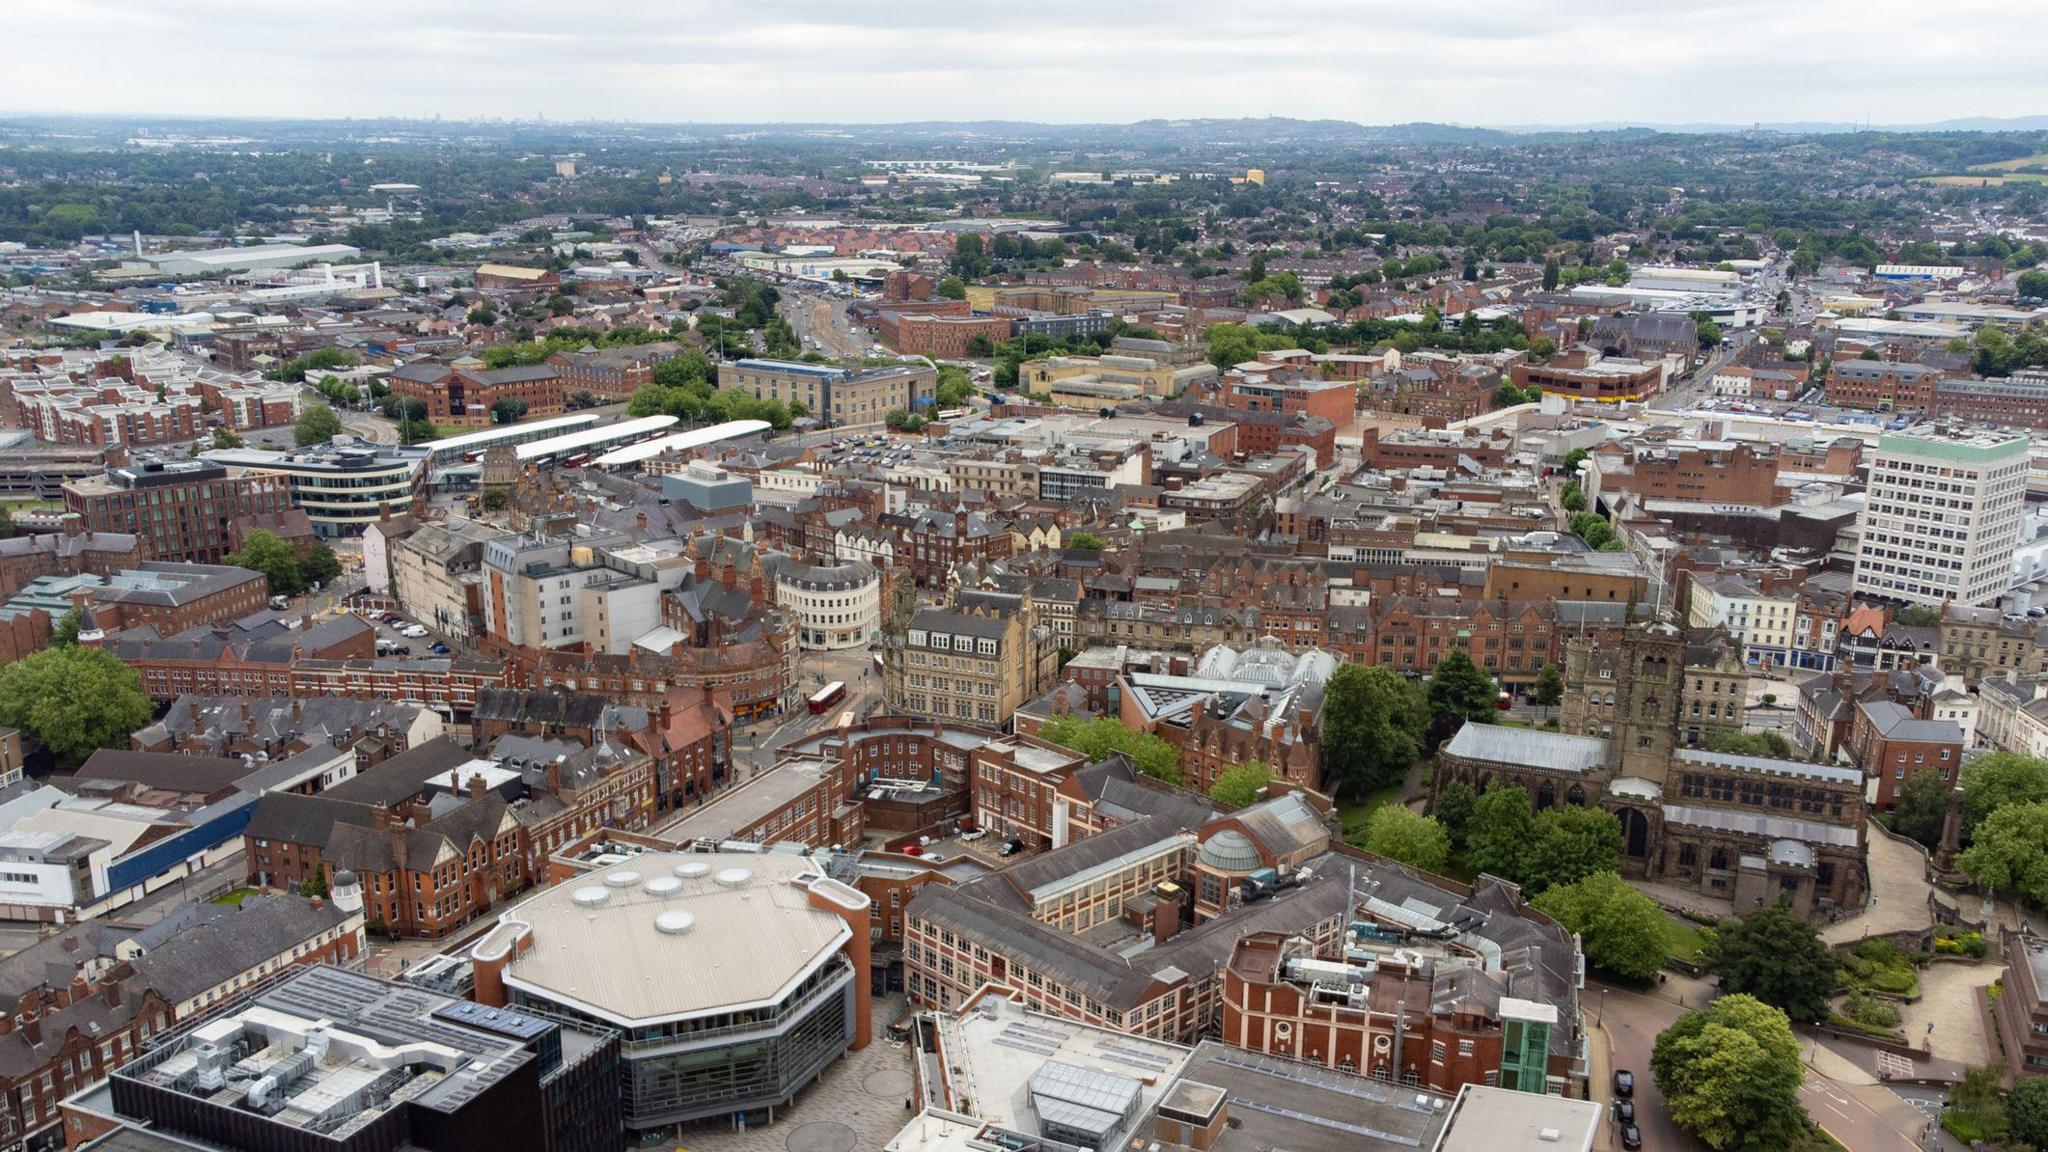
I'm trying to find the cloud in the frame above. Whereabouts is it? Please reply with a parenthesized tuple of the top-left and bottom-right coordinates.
(1, 0, 2043, 127)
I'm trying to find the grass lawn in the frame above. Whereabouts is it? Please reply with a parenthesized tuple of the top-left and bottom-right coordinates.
(210, 888, 255, 907)
(1337, 784, 1406, 843)
(1794, 1126, 1848, 1151)
(1658, 913, 1711, 965)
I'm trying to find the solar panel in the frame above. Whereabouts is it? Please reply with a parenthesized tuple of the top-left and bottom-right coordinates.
(994, 1035, 1061, 1057)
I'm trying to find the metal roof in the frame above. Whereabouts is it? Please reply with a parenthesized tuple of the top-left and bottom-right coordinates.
(430, 412, 600, 453)
(513, 415, 678, 462)
(589, 419, 773, 467)
(1440, 724, 1608, 774)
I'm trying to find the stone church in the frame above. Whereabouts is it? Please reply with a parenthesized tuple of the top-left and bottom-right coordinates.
(1435, 622, 1867, 916)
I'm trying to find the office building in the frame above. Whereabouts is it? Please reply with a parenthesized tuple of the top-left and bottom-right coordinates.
(1852, 428, 2028, 608)
(64, 460, 293, 564)
(204, 441, 431, 538)
(720, 358, 937, 425)
(469, 849, 870, 1134)
(67, 964, 620, 1152)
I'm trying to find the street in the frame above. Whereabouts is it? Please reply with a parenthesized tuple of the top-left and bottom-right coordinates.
(1593, 982, 1700, 1152)
(782, 287, 871, 359)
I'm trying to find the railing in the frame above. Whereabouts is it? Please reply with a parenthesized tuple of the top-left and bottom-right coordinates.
(619, 956, 853, 1054)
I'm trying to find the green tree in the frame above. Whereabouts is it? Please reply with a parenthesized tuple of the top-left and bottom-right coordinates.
(1948, 1063, 2011, 1144)
(1525, 806, 1622, 893)
(1887, 766, 1950, 847)
(2018, 268, 2048, 301)
(1533, 871, 1667, 981)
(1532, 664, 1564, 710)
(1542, 256, 1561, 291)
(467, 305, 497, 326)
(1066, 531, 1106, 552)
(1465, 783, 1536, 882)
(1561, 447, 1590, 472)
(1426, 651, 1498, 726)
(1036, 716, 1182, 786)
(224, 529, 307, 596)
(491, 398, 529, 424)
(1651, 995, 1811, 1152)
(1209, 761, 1272, 808)
(1321, 664, 1429, 797)
(50, 610, 80, 647)
(1560, 483, 1586, 513)
(935, 276, 968, 300)
(1959, 799, 2048, 903)
(934, 365, 974, 407)
(1362, 807, 1451, 873)
(1432, 779, 1477, 851)
(0, 646, 154, 767)
(211, 426, 243, 449)
(482, 489, 509, 512)
(1704, 901, 1835, 1023)
(1702, 730, 1792, 758)
(1961, 751, 2048, 835)
(300, 540, 342, 589)
(294, 404, 343, 447)
(2006, 1070, 2048, 1147)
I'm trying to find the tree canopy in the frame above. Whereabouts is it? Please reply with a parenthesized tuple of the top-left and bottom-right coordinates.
(1651, 995, 1811, 1152)
(0, 646, 154, 767)
(294, 404, 343, 446)
(1208, 762, 1272, 808)
(1425, 651, 1497, 727)
(1036, 716, 1182, 786)
(1961, 750, 2048, 835)
(1362, 807, 1451, 873)
(224, 529, 340, 597)
(1958, 799, 2048, 902)
(1532, 871, 1668, 981)
(1320, 664, 1428, 797)
(1703, 900, 1835, 1023)
(1887, 765, 1951, 848)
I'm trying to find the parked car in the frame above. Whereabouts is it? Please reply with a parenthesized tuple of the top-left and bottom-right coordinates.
(1613, 1099, 1635, 1125)
(1613, 1070, 1634, 1098)
(401, 625, 429, 639)
(1620, 1122, 1642, 1150)
(429, 642, 452, 654)
(960, 829, 988, 842)
(999, 839, 1025, 857)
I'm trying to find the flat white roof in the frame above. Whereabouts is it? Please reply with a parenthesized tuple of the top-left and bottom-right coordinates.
(494, 850, 857, 1026)
(432, 412, 600, 453)
(513, 415, 678, 462)
(590, 419, 773, 467)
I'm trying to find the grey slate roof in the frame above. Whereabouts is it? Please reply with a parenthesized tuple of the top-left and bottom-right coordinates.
(1441, 723, 1609, 773)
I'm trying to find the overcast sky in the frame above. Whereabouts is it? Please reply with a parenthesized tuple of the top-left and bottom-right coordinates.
(5, 0, 2043, 128)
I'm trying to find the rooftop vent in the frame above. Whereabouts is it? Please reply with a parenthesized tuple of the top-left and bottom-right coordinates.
(571, 886, 610, 908)
(674, 861, 711, 879)
(644, 876, 682, 898)
(715, 867, 752, 889)
(655, 909, 696, 936)
(603, 870, 642, 889)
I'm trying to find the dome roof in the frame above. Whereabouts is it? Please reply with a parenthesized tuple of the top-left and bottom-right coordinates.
(332, 869, 359, 888)
(1198, 829, 1263, 873)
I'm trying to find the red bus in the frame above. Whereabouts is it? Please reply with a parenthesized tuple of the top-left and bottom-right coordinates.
(808, 681, 847, 714)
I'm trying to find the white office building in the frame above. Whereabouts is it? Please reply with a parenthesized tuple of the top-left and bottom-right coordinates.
(1853, 429, 2029, 608)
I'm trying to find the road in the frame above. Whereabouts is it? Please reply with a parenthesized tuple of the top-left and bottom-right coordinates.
(782, 288, 870, 359)
(1798, 1071, 1922, 1152)
(1594, 983, 1700, 1152)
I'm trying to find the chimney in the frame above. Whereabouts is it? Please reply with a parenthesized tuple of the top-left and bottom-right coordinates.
(545, 760, 561, 793)
(721, 562, 737, 589)
(390, 823, 409, 873)
(468, 773, 488, 801)
(372, 807, 392, 830)
(100, 975, 120, 1009)
(68, 975, 89, 1006)
(637, 511, 648, 532)
(20, 1011, 38, 1047)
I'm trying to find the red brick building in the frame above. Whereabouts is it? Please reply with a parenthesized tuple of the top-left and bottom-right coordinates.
(64, 461, 293, 564)
(86, 561, 269, 635)
(1848, 698, 1964, 810)
(879, 312, 1014, 358)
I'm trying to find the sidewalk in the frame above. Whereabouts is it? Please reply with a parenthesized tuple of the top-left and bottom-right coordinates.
(1584, 1007, 1616, 1152)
